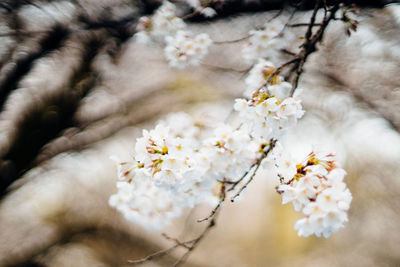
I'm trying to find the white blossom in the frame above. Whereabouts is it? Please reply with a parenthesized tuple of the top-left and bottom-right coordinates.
(134, 1, 186, 43)
(242, 20, 295, 64)
(244, 59, 292, 99)
(277, 152, 352, 237)
(165, 30, 212, 68)
(202, 125, 259, 182)
(242, 23, 281, 64)
(200, 7, 217, 18)
(235, 80, 304, 140)
(109, 175, 182, 231)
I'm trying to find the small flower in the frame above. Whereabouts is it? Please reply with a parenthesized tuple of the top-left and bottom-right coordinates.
(200, 7, 217, 18)
(164, 30, 212, 69)
(242, 23, 281, 64)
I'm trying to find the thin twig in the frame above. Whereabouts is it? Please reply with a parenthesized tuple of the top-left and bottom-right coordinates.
(172, 215, 217, 267)
(268, 8, 284, 22)
(226, 162, 257, 192)
(280, 48, 296, 56)
(289, 0, 341, 95)
(197, 187, 225, 222)
(231, 159, 262, 202)
(162, 233, 192, 249)
(231, 139, 277, 202)
(279, 7, 298, 35)
(128, 243, 184, 264)
(287, 23, 322, 27)
(197, 202, 221, 222)
(261, 57, 300, 87)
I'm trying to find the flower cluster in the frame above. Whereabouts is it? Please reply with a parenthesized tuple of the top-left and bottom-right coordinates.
(134, 1, 213, 68)
(134, 1, 186, 43)
(277, 152, 352, 238)
(165, 31, 212, 68)
(109, 171, 182, 231)
(110, 113, 265, 230)
(111, 5, 352, 238)
(242, 21, 295, 64)
(234, 63, 304, 140)
(202, 125, 259, 182)
(242, 23, 279, 63)
(110, 54, 309, 231)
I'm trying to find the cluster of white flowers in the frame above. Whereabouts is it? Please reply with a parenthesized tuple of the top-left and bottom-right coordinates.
(110, 48, 308, 231)
(234, 62, 304, 140)
(242, 23, 281, 64)
(110, 6, 352, 238)
(202, 125, 260, 182)
(109, 170, 182, 231)
(134, 1, 186, 43)
(165, 31, 212, 68)
(276, 152, 352, 238)
(110, 94, 303, 229)
(110, 113, 263, 230)
(242, 21, 295, 64)
(134, 1, 213, 68)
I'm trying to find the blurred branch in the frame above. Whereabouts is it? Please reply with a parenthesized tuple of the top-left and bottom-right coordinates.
(0, 25, 70, 110)
(17, 225, 173, 266)
(0, 1, 141, 196)
(324, 72, 400, 132)
(0, 34, 102, 197)
(0, 30, 50, 37)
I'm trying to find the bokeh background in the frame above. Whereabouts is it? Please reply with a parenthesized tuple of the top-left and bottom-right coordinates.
(0, 0, 399, 266)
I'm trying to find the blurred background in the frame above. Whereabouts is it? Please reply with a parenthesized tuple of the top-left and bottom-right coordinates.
(0, 0, 399, 266)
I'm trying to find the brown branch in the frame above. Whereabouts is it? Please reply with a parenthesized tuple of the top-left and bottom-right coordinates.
(266, 57, 300, 85)
(268, 8, 284, 23)
(305, 0, 321, 42)
(226, 166, 254, 192)
(162, 233, 192, 249)
(239, 1, 345, 98)
(289, 1, 342, 95)
(288, 22, 322, 27)
(197, 185, 225, 222)
(280, 48, 296, 56)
